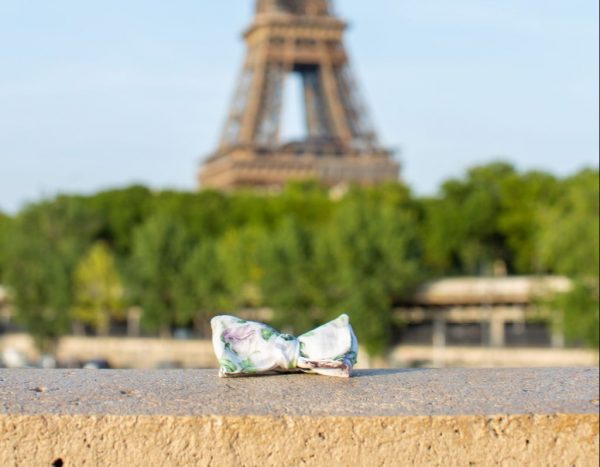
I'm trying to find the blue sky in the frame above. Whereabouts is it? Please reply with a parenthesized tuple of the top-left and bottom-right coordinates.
(0, 0, 598, 213)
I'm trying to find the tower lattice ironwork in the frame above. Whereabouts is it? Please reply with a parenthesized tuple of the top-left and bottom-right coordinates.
(199, 0, 400, 189)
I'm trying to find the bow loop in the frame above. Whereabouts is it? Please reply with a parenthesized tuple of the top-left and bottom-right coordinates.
(211, 314, 358, 378)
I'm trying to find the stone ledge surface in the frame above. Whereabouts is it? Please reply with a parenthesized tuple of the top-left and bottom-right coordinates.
(0, 368, 598, 466)
(0, 368, 598, 417)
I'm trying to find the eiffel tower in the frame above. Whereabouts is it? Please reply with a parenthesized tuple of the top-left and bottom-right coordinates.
(199, 0, 400, 189)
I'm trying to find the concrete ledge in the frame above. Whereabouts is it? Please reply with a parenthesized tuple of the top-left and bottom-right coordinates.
(1, 368, 598, 466)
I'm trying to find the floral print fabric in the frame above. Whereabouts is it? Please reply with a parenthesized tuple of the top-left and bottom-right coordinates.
(211, 314, 358, 378)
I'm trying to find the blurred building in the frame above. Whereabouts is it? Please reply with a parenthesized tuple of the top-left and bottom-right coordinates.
(391, 276, 580, 367)
(199, 0, 399, 190)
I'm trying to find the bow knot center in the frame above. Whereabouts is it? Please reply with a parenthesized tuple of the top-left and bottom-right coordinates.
(272, 333, 301, 369)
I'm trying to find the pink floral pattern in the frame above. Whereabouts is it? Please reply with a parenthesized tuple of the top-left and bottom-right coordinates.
(222, 325, 258, 356)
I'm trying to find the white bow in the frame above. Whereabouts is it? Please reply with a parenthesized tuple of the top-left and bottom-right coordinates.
(211, 314, 358, 378)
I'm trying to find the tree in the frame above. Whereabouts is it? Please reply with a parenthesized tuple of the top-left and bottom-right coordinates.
(72, 242, 124, 335)
(537, 169, 599, 347)
(277, 180, 334, 226)
(549, 281, 599, 348)
(3, 162, 597, 352)
(89, 186, 154, 256)
(0, 212, 12, 282)
(4, 197, 98, 350)
(154, 190, 231, 240)
(259, 218, 327, 333)
(126, 213, 193, 335)
(218, 226, 266, 310)
(422, 162, 516, 275)
(228, 189, 282, 230)
(176, 239, 231, 337)
(538, 169, 599, 279)
(497, 171, 560, 274)
(324, 191, 423, 355)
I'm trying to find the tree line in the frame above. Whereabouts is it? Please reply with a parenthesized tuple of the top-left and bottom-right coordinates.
(0, 162, 597, 353)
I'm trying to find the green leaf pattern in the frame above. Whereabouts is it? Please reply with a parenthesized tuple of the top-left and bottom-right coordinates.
(261, 328, 276, 341)
(219, 358, 237, 373)
(299, 341, 308, 358)
(239, 358, 256, 373)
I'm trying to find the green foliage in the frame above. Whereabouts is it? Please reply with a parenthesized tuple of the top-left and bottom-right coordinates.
(422, 162, 516, 275)
(227, 190, 282, 230)
(176, 239, 231, 336)
(259, 218, 326, 333)
(126, 213, 193, 334)
(4, 197, 98, 350)
(218, 226, 266, 309)
(536, 169, 599, 347)
(550, 281, 599, 348)
(538, 169, 599, 278)
(497, 171, 560, 273)
(88, 186, 153, 255)
(277, 180, 334, 225)
(0, 212, 12, 282)
(324, 190, 422, 355)
(2, 163, 598, 352)
(153, 190, 231, 240)
(72, 242, 124, 335)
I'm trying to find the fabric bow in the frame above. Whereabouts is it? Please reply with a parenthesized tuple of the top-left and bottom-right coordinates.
(211, 314, 358, 378)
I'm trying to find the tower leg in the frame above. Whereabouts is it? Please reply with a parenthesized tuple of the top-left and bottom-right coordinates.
(220, 61, 254, 149)
(239, 48, 270, 144)
(255, 62, 287, 147)
(318, 46, 352, 143)
(302, 67, 332, 138)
